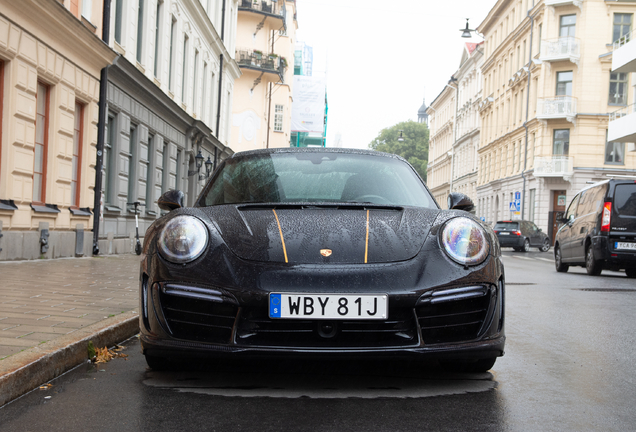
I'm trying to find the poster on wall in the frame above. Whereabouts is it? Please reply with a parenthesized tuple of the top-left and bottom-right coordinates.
(291, 76, 326, 134)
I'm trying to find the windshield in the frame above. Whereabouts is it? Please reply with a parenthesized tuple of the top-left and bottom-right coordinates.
(199, 152, 437, 208)
(494, 222, 519, 230)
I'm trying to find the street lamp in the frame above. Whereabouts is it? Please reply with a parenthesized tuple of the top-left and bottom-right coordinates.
(397, 130, 405, 142)
(460, 19, 482, 38)
(204, 157, 213, 179)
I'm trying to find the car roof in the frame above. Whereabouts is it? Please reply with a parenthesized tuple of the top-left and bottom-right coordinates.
(229, 147, 408, 163)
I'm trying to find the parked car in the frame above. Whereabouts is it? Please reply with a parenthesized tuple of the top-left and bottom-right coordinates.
(493, 220, 551, 252)
(554, 178, 636, 277)
(139, 148, 505, 372)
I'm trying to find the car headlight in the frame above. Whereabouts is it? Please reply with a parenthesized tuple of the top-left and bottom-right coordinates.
(158, 215, 208, 263)
(441, 217, 490, 266)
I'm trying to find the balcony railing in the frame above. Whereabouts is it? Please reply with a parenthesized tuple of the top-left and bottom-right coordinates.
(608, 103, 636, 143)
(537, 96, 577, 123)
(613, 30, 633, 50)
(235, 49, 287, 81)
(533, 156, 574, 178)
(239, 0, 284, 15)
(540, 37, 580, 64)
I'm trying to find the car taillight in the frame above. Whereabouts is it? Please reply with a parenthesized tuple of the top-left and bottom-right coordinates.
(513, 230, 521, 236)
(601, 202, 612, 232)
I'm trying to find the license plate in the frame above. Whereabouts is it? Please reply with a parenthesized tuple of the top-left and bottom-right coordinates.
(499, 232, 510, 235)
(615, 242, 636, 250)
(269, 293, 388, 319)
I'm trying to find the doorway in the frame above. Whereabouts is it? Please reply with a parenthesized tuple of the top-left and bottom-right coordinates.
(548, 190, 567, 245)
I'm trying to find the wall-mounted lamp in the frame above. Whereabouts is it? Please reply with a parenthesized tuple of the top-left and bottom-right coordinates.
(195, 150, 213, 180)
(397, 130, 405, 142)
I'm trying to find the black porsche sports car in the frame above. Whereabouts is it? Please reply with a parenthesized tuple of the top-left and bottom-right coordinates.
(139, 148, 505, 372)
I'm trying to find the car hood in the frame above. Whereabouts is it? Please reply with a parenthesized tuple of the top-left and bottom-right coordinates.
(198, 205, 441, 264)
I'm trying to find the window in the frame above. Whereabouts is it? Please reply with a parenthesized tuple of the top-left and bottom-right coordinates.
(274, 104, 284, 132)
(154, 1, 162, 77)
(529, 189, 536, 222)
(82, 0, 92, 20)
(0, 61, 3, 180)
(605, 131, 625, 165)
(145, 134, 154, 210)
(609, 72, 628, 105)
(556, 71, 573, 96)
(127, 125, 137, 202)
(613, 13, 632, 44)
(553, 129, 570, 155)
(136, 0, 145, 63)
(103, 113, 115, 204)
(168, 15, 176, 91)
(537, 24, 542, 55)
(192, 50, 199, 114)
(71, 102, 84, 208)
(114, 0, 124, 45)
(201, 62, 207, 120)
(33, 82, 50, 204)
(182, 34, 189, 102)
(559, 15, 576, 37)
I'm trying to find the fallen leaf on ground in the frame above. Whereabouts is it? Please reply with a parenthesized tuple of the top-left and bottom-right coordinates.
(39, 384, 53, 390)
(93, 346, 129, 364)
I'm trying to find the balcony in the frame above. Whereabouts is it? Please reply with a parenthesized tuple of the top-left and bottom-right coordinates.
(612, 30, 636, 74)
(239, 0, 286, 28)
(536, 96, 577, 124)
(540, 37, 580, 65)
(235, 49, 287, 82)
(608, 103, 636, 144)
(533, 156, 574, 179)
(544, 0, 583, 9)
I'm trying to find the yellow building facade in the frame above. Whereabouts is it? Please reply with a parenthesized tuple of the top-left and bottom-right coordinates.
(0, 0, 116, 260)
(230, 0, 297, 152)
(476, 0, 636, 243)
(427, 81, 456, 207)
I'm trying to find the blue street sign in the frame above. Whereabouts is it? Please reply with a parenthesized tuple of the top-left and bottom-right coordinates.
(509, 202, 516, 211)
(514, 192, 521, 200)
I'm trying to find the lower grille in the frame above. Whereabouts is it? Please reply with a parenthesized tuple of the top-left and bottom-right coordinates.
(236, 308, 418, 348)
(416, 287, 492, 344)
(160, 291, 238, 344)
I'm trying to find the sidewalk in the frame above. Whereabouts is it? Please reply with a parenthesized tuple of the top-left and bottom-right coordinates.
(0, 254, 141, 405)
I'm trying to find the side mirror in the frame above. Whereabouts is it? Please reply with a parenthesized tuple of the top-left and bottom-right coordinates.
(157, 190, 185, 211)
(447, 192, 475, 212)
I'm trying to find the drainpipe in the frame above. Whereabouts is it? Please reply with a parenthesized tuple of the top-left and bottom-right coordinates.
(521, 8, 537, 220)
(92, 0, 111, 255)
(215, 54, 224, 138)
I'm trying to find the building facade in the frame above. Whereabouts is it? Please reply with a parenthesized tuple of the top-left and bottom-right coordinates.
(452, 42, 484, 205)
(0, 0, 117, 260)
(426, 80, 457, 207)
(98, 0, 240, 254)
(476, 0, 636, 244)
(230, 0, 297, 153)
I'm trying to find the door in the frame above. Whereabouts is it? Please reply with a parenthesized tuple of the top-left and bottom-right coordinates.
(551, 190, 567, 245)
(559, 194, 580, 260)
(527, 221, 544, 247)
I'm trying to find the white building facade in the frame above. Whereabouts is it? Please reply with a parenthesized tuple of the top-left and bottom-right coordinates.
(99, 0, 241, 254)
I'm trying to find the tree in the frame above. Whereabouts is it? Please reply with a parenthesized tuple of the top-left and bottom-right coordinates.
(368, 120, 429, 182)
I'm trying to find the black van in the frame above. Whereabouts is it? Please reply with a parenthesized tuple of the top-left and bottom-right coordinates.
(554, 178, 636, 277)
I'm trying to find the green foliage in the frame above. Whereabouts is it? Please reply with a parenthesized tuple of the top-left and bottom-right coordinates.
(368, 120, 429, 181)
(87, 340, 96, 360)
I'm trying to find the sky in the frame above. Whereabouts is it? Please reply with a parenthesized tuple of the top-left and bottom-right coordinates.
(294, 0, 495, 149)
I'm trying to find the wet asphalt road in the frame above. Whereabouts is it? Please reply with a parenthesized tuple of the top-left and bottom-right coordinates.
(2, 249, 635, 432)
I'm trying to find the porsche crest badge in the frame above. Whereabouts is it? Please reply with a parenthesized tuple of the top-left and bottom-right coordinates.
(320, 249, 332, 257)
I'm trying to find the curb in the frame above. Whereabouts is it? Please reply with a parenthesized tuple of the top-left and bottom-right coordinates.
(0, 310, 140, 407)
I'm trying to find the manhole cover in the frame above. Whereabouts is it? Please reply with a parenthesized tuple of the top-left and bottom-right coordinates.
(576, 288, 636, 292)
(506, 283, 537, 286)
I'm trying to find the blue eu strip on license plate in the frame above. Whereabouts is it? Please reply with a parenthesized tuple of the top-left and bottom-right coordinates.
(269, 294, 282, 318)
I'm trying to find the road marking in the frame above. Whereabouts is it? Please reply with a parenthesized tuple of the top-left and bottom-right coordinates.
(536, 257, 554, 262)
